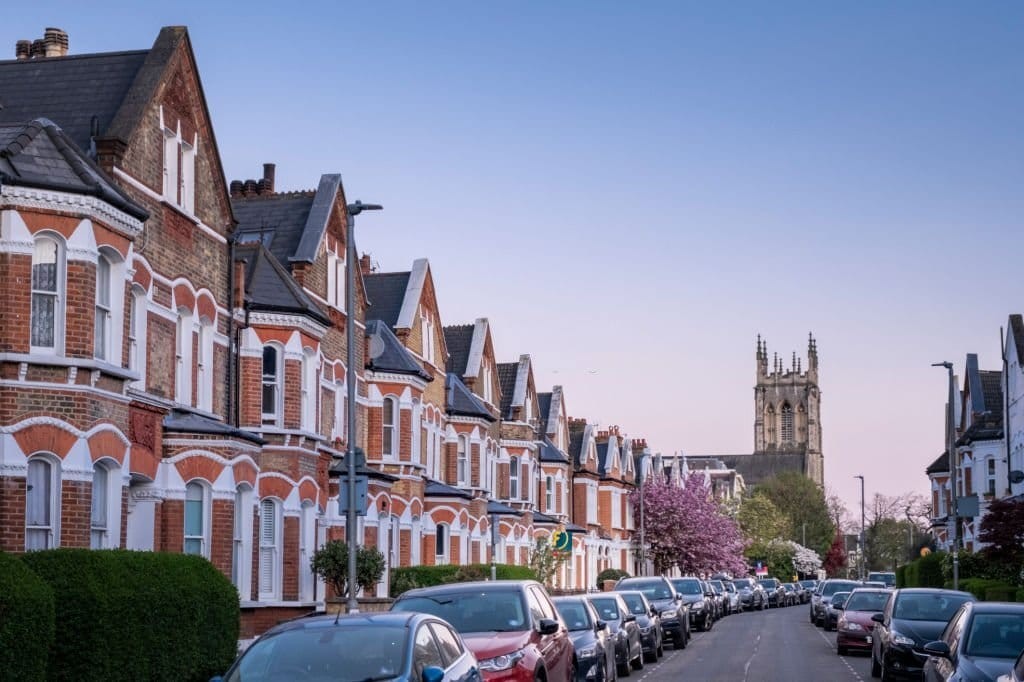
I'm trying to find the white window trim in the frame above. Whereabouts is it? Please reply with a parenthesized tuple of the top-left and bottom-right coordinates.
(509, 457, 520, 500)
(196, 319, 214, 411)
(25, 455, 61, 551)
(184, 480, 211, 558)
(545, 475, 554, 513)
(30, 234, 66, 355)
(382, 396, 399, 459)
(435, 523, 450, 565)
(262, 344, 283, 426)
(299, 503, 317, 602)
(456, 436, 468, 486)
(90, 460, 122, 549)
(162, 118, 196, 214)
(259, 498, 283, 601)
(94, 253, 112, 361)
(128, 287, 148, 389)
(175, 310, 194, 406)
(232, 485, 254, 599)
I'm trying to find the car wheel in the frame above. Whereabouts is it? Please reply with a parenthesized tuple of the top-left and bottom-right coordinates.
(643, 648, 657, 664)
(837, 645, 846, 656)
(656, 635, 664, 657)
(870, 652, 881, 678)
(631, 651, 644, 671)
(618, 659, 631, 678)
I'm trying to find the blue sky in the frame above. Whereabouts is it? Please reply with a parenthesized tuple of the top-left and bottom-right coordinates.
(5, 2, 1023, 516)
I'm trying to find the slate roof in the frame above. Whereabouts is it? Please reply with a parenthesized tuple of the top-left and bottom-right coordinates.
(1011, 315, 1024, 367)
(539, 438, 569, 464)
(0, 118, 148, 220)
(233, 192, 315, 267)
(328, 457, 398, 482)
(424, 478, 472, 499)
(497, 362, 519, 417)
(956, 420, 1003, 445)
(486, 500, 522, 516)
(707, 453, 805, 488)
(537, 393, 552, 429)
(235, 243, 331, 326)
(163, 409, 264, 444)
(364, 272, 411, 328)
(926, 452, 950, 475)
(596, 442, 610, 476)
(0, 50, 149, 151)
(980, 371, 1003, 414)
(568, 422, 587, 468)
(443, 324, 474, 375)
(366, 319, 432, 381)
(445, 373, 494, 421)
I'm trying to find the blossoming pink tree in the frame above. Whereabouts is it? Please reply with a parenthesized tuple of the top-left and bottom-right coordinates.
(631, 472, 747, 576)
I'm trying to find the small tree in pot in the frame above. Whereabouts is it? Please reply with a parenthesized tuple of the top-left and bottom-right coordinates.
(311, 541, 386, 598)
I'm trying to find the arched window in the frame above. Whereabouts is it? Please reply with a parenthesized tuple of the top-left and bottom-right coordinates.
(262, 345, 282, 425)
(94, 254, 112, 360)
(781, 404, 794, 443)
(456, 436, 468, 486)
(509, 456, 520, 500)
(435, 523, 449, 565)
(26, 456, 60, 550)
(259, 498, 282, 600)
(175, 310, 194, 404)
(184, 481, 208, 556)
(128, 286, 148, 387)
(766, 406, 777, 444)
(196, 319, 214, 411)
(382, 396, 398, 458)
(30, 235, 64, 352)
(90, 462, 109, 548)
(232, 485, 254, 597)
(299, 503, 317, 601)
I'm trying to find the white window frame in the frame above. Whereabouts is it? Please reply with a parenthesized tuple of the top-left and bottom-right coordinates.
(262, 344, 283, 426)
(301, 349, 317, 432)
(987, 458, 997, 496)
(545, 475, 554, 512)
(299, 503, 317, 602)
(382, 396, 399, 459)
(94, 253, 112, 361)
(422, 313, 435, 364)
(128, 286, 148, 388)
(435, 523, 450, 565)
(333, 382, 347, 442)
(90, 461, 111, 548)
(162, 119, 196, 214)
(509, 456, 520, 500)
(175, 310, 194, 405)
(184, 480, 210, 557)
(586, 485, 598, 525)
(259, 498, 283, 600)
(196, 318, 214, 411)
(30, 234, 65, 354)
(180, 139, 195, 214)
(327, 249, 347, 311)
(483, 364, 493, 404)
(163, 128, 179, 203)
(456, 435, 468, 486)
(232, 485, 254, 599)
(25, 455, 60, 550)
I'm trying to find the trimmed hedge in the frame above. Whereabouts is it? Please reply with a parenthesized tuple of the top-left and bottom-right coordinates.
(596, 568, 631, 588)
(903, 552, 946, 588)
(985, 585, 1017, 602)
(0, 552, 55, 681)
(959, 578, 1012, 601)
(21, 549, 239, 682)
(895, 564, 907, 588)
(391, 563, 536, 596)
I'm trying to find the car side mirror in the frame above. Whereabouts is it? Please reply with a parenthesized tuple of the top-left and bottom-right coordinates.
(675, 594, 682, 601)
(623, 613, 637, 623)
(833, 604, 844, 610)
(922, 641, 951, 659)
(596, 620, 608, 632)
(871, 613, 885, 624)
(538, 618, 560, 635)
(423, 665, 446, 682)
(650, 608, 658, 617)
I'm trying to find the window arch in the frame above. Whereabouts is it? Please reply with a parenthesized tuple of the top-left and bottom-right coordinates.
(232, 484, 254, 598)
(184, 480, 209, 556)
(781, 404, 794, 443)
(259, 498, 283, 600)
(26, 455, 60, 550)
(30, 234, 65, 353)
(90, 460, 122, 549)
(456, 435, 468, 486)
(262, 344, 283, 425)
(382, 396, 399, 458)
(196, 316, 215, 411)
(435, 523, 449, 565)
(509, 456, 520, 500)
(94, 253, 113, 360)
(128, 285, 148, 388)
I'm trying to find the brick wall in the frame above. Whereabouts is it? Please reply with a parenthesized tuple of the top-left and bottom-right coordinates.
(210, 498, 233, 579)
(0, 477, 26, 551)
(283, 516, 299, 601)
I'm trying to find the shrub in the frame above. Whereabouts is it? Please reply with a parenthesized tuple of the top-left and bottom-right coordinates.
(895, 564, 907, 588)
(596, 568, 630, 588)
(904, 560, 919, 587)
(959, 578, 1008, 600)
(984, 585, 1017, 602)
(0, 552, 54, 681)
(390, 564, 537, 596)
(21, 549, 238, 682)
(917, 551, 946, 587)
(1016, 587, 1024, 603)
(311, 541, 387, 598)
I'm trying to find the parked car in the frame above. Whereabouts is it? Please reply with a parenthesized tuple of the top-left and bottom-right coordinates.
(700, 580, 723, 621)
(799, 579, 819, 604)
(392, 580, 574, 682)
(723, 581, 742, 613)
(616, 576, 690, 647)
(708, 580, 732, 616)
(870, 588, 976, 681)
(669, 576, 714, 631)
(212, 611, 481, 682)
(923, 601, 1024, 682)
(589, 593, 644, 676)
(617, 590, 665, 661)
(782, 583, 799, 607)
(759, 578, 786, 608)
(824, 591, 852, 631)
(733, 577, 767, 611)
(867, 572, 897, 589)
(997, 648, 1024, 682)
(836, 588, 892, 656)
(862, 581, 888, 589)
(553, 596, 617, 682)
(812, 579, 861, 627)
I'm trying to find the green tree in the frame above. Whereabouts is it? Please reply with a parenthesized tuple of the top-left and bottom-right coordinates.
(753, 472, 834, 554)
(529, 538, 568, 588)
(311, 540, 386, 598)
(737, 494, 790, 546)
(866, 517, 913, 571)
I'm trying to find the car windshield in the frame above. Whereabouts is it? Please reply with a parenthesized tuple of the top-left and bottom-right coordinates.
(800, 581, 816, 589)
(590, 598, 622, 621)
(623, 580, 673, 599)
(710, 580, 725, 591)
(830, 592, 851, 606)
(845, 591, 890, 612)
(733, 579, 754, 590)
(554, 601, 593, 631)
(673, 580, 703, 595)
(822, 581, 859, 597)
(868, 573, 896, 587)
(783, 585, 794, 592)
(724, 583, 736, 593)
(619, 594, 648, 615)
(893, 593, 973, 622)
(965, 613, 1024, 659)
(759, 580, 778, 589)
(226, 625, 408, 682)
(393, 590, 528, 633)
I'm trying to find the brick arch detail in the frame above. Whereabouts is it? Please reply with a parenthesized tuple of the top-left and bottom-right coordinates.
(12, 423, 77, 460)
(232, 460, 258, 488)
(196, 291, 217, 325)
(172, 282, 196, 312)
(259, 476, 293, 501)
(389, 497, 409, 518)
(87, 430, 128, 466)
(409, 499, 423, 517)
(132, 259, 153, 291)
(174, 455, 225, 485)
(298, 479, 319, 505)
(430, 508, 456, 526)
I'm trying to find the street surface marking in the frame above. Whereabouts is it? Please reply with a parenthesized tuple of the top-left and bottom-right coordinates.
(742, 632, 762, 682)
(812, 623, 864, 681)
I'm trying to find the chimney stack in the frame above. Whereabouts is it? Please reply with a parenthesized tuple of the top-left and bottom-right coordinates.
(243, 179, 258, 196)
(30, 39, 45, 59)
(15, 40, 30, 60)
(262, 163, 276, 193)
(360, 253, 373, 275)
(43, 28, 68, 58)
(229, 180, 243, 198)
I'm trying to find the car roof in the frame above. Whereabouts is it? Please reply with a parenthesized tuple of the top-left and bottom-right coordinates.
(894, 588, 974, 597)
(963, 601, 1024, 614)
(848, 588, 891, 594)
(614, 590, 649, 598)
(268, 611, 420, 635)
(553, 595, 592, 603)
(396, 580, 537, 597)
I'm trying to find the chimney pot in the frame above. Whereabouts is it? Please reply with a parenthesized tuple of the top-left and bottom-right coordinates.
(262, 163, 276, 193)
(30, 39, 45, 59)
(15, 40, 30, 60)
(256, 179, 269, 195)
(243, 179, 258, 196)
(360, 253, 373, 275)
(229, 180, 243, 197)
(43, 28, 68, 57)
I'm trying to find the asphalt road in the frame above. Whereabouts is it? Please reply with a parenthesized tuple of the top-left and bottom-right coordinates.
(636, 603, 875, 682)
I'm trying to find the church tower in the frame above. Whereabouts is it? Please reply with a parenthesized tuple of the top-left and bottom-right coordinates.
(753, 334, 823, 486)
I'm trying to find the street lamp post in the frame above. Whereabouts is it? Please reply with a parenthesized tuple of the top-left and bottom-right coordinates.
(932, 361, 959, 590)
(345, 200, 382, 613)
(854, 475, 865, 580)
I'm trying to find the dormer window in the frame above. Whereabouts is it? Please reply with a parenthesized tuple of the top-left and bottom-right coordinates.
(162, 116, 196, 213)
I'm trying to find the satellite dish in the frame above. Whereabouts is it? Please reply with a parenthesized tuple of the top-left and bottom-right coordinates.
(368, 332, 386, 361)
(1009, 470, 1024, 485)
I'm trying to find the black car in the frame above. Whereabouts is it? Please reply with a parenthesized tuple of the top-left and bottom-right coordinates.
(618, 590, 667, 661)
(553, 596, 617, 682)
(870, 588, 976, 680)
(708, 580, 731, 617)
(998, 648, 1024, 682)
(799, 580, 818, 604)
(813, 579, 861, 627)
(589, 593, 644, 676)
(616, 576, 690, 647)
(824, 591, 852, 631)
(923, 601, 1024, 682)
(758, 578, 786, 608)
(670, 577, 714, 631)
(733, 577, 767, 611)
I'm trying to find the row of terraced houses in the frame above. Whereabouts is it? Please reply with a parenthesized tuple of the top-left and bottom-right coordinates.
(0, 27, 665, 637)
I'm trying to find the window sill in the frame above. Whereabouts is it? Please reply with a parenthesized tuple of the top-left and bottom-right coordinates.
(241, 600, 321, 609)
(0, 353, 140, 381)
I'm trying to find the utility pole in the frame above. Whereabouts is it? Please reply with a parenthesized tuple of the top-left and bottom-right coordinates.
(932, 361, 959, 590)
(855, 475, 865, 580)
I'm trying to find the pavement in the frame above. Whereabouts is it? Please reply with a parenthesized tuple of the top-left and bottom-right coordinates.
(638, 602, 875, 682)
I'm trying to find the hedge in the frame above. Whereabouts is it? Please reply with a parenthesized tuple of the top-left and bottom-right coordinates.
(895, 564, 907, 588)
(596, 568, 631, 588)
(959, 578, 1012, 601)
(20, 549, 239, 682)
(0, 552, 55, 681)
(984, 585, 1017, 602)
(391, 563, 536, 596)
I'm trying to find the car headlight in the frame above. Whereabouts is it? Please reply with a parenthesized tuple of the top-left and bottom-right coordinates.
(890, 631, 915, 647)
(640, 626, 652, 634)
(578, 646, 597, 658)
(479, 648, 527, 671)
(660, 610, 676, 619)
(691, 602, 703, 610)
(839, 619, 863, 632)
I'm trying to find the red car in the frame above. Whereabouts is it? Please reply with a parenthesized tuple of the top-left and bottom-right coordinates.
(393, 580, 574, 682)
(835, 588, 891, 656)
